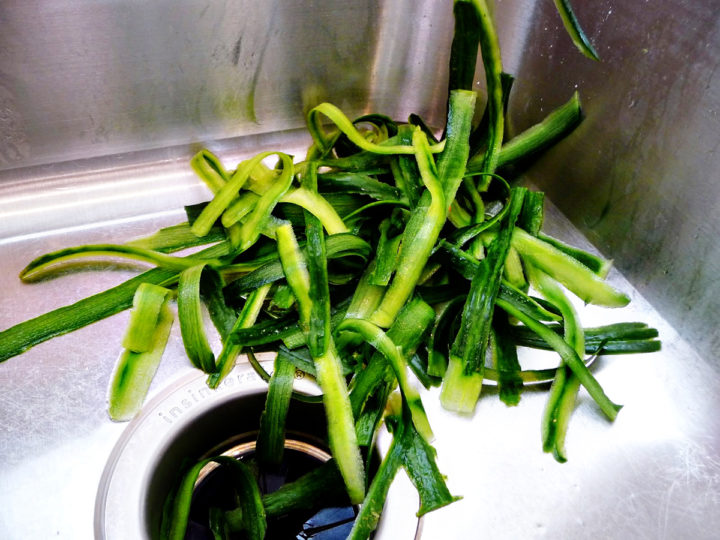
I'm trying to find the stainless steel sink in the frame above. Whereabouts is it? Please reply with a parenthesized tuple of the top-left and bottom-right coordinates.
(1, 1, 719, 538)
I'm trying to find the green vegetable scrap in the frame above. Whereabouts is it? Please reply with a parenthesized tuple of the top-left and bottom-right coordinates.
(108, 283, 174, 421)
(0, 1, 659, 538)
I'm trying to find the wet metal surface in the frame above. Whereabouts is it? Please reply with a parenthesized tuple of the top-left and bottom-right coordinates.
(1, 0, 720, 538)
(0, 153, 718, 539)
(505, 0, 720, 369)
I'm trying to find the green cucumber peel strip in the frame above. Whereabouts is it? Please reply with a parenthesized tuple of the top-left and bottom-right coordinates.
(341, 199, 409, 224)
(200, 266, 238, 342)
(546, 367, 581, 463)
(553, 0, 600, 61)
(527, 263, 585, 462)
(482, 339, 606, 385)
(349, 297, 436, 422)
(220, 252, 287, 280)
(221, 191, 260, 228)
(126, 221, 226, 253)
(236, 156, 295, 250)
(508, 321, 659, 352)
(437, 90, 477, 203)
(371, 128, 447, 327)
(348, 304, 437, 449)
(229, 296, 351, 352)
(390, 124, 424, 207)
(275, 223, 313, 327)
(164, 456, 266, 540)
(538, 232, 613, 278)
(312, 345, 366, 505)
(354, 378, 393, 447)
(188, 153, 250, 253)
(256, 353, 296, 468)
(19, 244, 221, 281)
(503, 246, 528, 289)
(190, 149, 231, 192)
(177, 264, 218, 373)
(280, 187, 349, 235)
(338, 317, 434, 443)
(394, 405, 460, 516)
(491, 310, 524, 406)
(468, 91, 584, 172)
(225, 233, 370, 296)
(518, 190, 545, 237)
(307, 102, 445, 156)
(440, 188, 525, 413)
(515, 337, 661, 355)
(190, 151, 292, 238)
(318, 148, 391, 173)
(368, 218, 401, 286)
(345, 259, 386, 320)
(108, 283, 173, 421)
(512, 228, 629, 307)
(208, 506, 243, 538)
(436, 239, 562, 323)
(528, 265, 586, 359)
(270, 284, 295, 311)
(207, 283, 271, 388)
(426, 296, 466, 378)
(446, 173, 512, 247)
(349, 407, 458, 540)
(262, 459, 348, 519)
(470, 0, 505, 183)
(0, 242, 230, 363)
(470, 72, 514, 157)
(496, 295, 623, 421)
(121, 282, 170, 352)
(228, 311, 300, 348)
(448, 0, 483, 93)
(317, 171, 402, 201)
(407, 352, 440, 390)
(303, 163, 333, 359)
(347, 438, 401, 540)
(275, 222, 366, 504)
(245, 349, 324, 405)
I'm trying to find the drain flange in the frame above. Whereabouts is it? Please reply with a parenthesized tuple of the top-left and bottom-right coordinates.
(95, 361, 420, 539)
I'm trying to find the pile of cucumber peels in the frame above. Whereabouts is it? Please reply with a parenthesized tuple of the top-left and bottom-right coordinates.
(0, 1, 660, 539)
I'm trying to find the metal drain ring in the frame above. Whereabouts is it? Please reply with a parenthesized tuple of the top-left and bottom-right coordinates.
(94, 361, 420, 539)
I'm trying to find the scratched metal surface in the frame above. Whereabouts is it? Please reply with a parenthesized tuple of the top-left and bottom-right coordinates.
(1, 171, 718, 539)
(0, 0, 451, 171)
(1, 0, 720, 539)
(503, 0, 720, 370)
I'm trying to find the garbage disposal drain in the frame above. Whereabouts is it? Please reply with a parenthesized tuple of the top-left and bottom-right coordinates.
(95, 361, 421, 539)
(188, 438, 355, 539)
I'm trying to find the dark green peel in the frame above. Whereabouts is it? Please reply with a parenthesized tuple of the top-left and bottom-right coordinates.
(0, 3, 660, 538)
(553, 0, 600, 60)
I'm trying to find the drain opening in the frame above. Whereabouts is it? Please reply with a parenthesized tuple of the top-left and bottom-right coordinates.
(144, 392, 374, 539)
(186, 437, 358, 539)
(97, 365, 418, 540)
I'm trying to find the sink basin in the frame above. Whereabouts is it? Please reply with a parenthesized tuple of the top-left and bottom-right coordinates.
(1, 1, 719, 538)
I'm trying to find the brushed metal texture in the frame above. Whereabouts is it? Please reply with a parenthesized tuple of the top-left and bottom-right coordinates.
(1, 196, 717, 539)
(502, 0, 720, 369)
(0, 0, 450, 170)
(0, 0, 719, 539)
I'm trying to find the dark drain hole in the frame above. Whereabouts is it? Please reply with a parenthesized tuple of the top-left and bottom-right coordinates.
(184, 441, 358, 539)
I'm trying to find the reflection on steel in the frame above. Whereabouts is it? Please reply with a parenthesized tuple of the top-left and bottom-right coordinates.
(0, 1, 719, 539)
